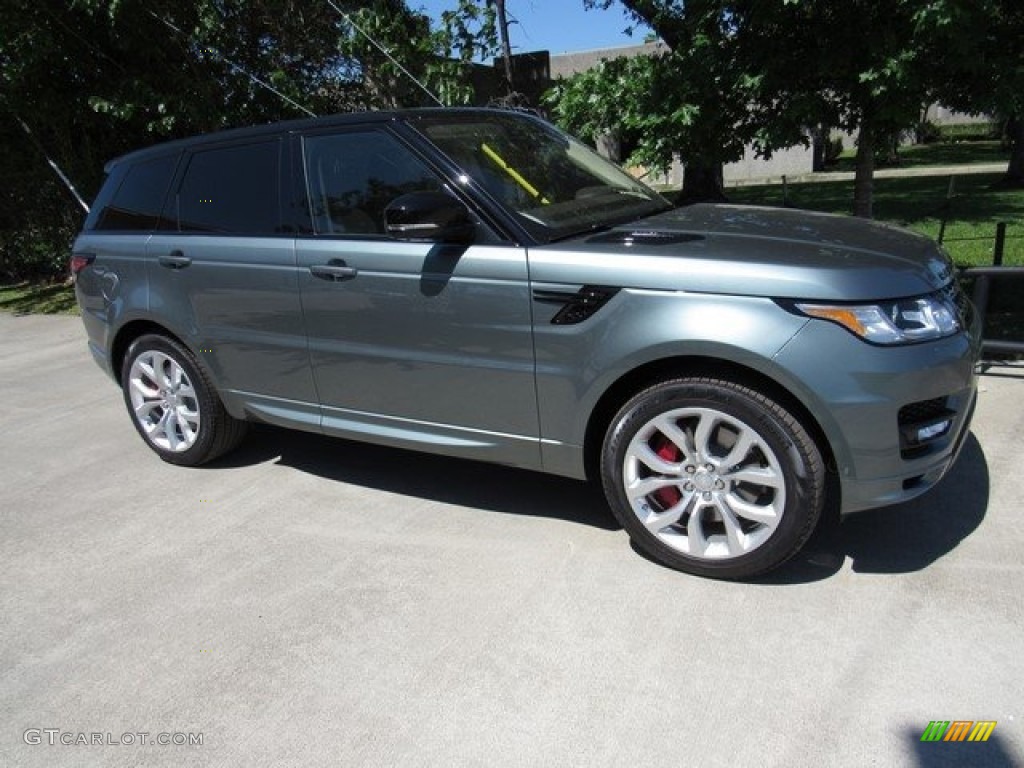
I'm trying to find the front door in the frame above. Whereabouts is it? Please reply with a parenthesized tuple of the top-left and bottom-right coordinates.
(293, 127, 540, 469)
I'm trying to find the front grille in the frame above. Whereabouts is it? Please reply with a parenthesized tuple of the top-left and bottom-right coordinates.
(944, 278, 974, 330)
(898, 397, 948, 427)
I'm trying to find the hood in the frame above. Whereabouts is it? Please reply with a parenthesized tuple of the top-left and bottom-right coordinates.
(530, 204, 954, 301)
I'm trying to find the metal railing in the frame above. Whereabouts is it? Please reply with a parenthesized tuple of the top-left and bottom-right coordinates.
(960, 265, 1024, 356)
(941, 221, 1021, 265)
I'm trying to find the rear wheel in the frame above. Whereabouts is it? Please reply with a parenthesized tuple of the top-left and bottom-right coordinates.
(121, 334, 247, 466)
(601, 377, 825, 579)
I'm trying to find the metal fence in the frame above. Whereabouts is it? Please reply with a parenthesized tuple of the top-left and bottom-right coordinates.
(940, 220, 1022, 266)
(959, 263, 1024, 356)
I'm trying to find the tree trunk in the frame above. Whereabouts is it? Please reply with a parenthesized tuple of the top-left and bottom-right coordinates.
(853, 115, 875, 218)
(678, 162, 727, 204)
(1003, 114, 1024, 186)
(596, 129, 622, 163)
(812, 125, 827, 172)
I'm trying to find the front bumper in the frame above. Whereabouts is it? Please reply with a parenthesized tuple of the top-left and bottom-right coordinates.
(773, 319, 980, 515)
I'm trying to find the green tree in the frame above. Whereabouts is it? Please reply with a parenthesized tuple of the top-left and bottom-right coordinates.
(915, 0, 1024, 186)
(743, 0, 931, 218)
(0, 0, 496, 281)
(560, 1, 774, 202)
(340, 0, 497, 108)
(563, 1, 950, 217)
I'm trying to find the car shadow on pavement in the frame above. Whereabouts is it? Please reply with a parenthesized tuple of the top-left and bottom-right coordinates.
(758, 432, 990, 585)
(208, 424, 621, 531)
(904, 725, 1022, 768)
(208, 426, 989, 578)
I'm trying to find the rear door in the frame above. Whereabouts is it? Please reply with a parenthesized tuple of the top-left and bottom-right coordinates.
(147, 137, 317, 424)
(292, 126, 540, 468)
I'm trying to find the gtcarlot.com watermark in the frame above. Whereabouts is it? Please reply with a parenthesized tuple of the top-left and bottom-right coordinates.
(24, 729, 203, 747)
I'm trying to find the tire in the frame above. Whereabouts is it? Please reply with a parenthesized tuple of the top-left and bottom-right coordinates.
(120, 334, 248, 466)
(601, 377, 825, 579)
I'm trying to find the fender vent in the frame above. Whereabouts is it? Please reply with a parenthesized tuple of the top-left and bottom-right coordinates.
(533, 285, 620, 325)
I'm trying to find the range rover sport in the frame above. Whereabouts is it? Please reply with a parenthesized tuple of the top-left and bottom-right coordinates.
(72, 108, 980, 579)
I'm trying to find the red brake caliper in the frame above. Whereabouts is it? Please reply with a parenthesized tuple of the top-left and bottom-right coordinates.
(651, 436, 682, 509)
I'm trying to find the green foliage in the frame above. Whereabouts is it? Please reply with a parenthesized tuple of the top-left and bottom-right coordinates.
(914, 1, 1024, 122)
(544, 56, 655, 152)
(938, 122, 1003, 143)
(0, 0, 497, 281)
(339, 0, 497, 108)
(569, 0, 1024, 208)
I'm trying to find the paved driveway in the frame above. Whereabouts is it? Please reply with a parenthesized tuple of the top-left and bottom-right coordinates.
(1, 313, 1021, 768)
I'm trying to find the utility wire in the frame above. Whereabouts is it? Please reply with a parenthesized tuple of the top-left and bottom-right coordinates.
(146, 10, 317, 118)
(326, 0, 444, 107)
(11, 114, 90, 214)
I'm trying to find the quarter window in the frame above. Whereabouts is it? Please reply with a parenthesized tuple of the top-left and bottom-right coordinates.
(94, 154, 177, 231)
(302, 131, 442, 235)
(173, 141, 280, 234)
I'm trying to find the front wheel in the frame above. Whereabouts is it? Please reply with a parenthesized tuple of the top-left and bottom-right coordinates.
(601, 377, 825, 579)
(121, 334, 247, 466)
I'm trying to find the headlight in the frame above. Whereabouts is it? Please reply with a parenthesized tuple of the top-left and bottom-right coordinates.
(795, 294, 960, 345)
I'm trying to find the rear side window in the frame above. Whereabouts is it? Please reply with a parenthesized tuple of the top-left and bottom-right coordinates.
(170, 140, 280, 234)
(92, 154, 178, 231)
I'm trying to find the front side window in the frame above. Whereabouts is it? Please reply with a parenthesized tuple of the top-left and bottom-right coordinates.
(172, 140, 280, 234)
(301, 130, 443, 236)
(412, 112, 671, 242)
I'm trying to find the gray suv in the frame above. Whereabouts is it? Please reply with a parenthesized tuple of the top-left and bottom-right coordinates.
(72, 109, 980, 579)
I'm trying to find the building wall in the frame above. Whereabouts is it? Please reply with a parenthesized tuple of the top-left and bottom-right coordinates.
(924, 105, 991, 126)
(548, 42, 668, 79)
(724, 143, 813, 182)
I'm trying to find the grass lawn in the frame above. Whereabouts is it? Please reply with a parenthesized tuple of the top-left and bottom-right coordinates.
(830, 140, 1009, 173)
(729, 172, 1023, 267)
(0, 281, 78, 315)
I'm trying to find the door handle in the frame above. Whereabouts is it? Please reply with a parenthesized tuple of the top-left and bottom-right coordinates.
(309, 260, 358, 281)
(158, 251, 192, 270)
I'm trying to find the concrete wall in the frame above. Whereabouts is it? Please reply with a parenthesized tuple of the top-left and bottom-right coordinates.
(724, 143, 813, 182)
(549, 42, 668, 79)
(924, 105, 992, 126)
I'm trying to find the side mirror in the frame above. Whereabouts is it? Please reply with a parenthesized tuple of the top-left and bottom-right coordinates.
(384, 191, 476, 244)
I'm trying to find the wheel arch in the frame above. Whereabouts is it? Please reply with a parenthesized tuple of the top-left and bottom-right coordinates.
(582, 355, 838, 485)
(111, 320, 191, 386)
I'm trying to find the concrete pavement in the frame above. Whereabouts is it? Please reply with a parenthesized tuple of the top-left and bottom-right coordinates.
(1, 313, 1021, 767)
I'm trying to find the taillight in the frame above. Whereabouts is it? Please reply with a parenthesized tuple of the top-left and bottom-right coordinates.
(70, 252, 95, 277)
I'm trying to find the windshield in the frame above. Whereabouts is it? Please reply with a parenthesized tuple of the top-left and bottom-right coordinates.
(412, 112, 672, 242)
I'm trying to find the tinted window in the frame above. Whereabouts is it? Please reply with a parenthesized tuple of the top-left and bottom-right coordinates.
(94, 154, 177, 231)
(302, 131, 442, 235)
(174, 141, 279, 234)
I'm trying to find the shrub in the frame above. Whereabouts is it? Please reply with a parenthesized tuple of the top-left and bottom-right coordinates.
(938, 121, 1001, 143)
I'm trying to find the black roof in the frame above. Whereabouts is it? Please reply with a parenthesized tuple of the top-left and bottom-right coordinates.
(104, 107, 536, 172)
